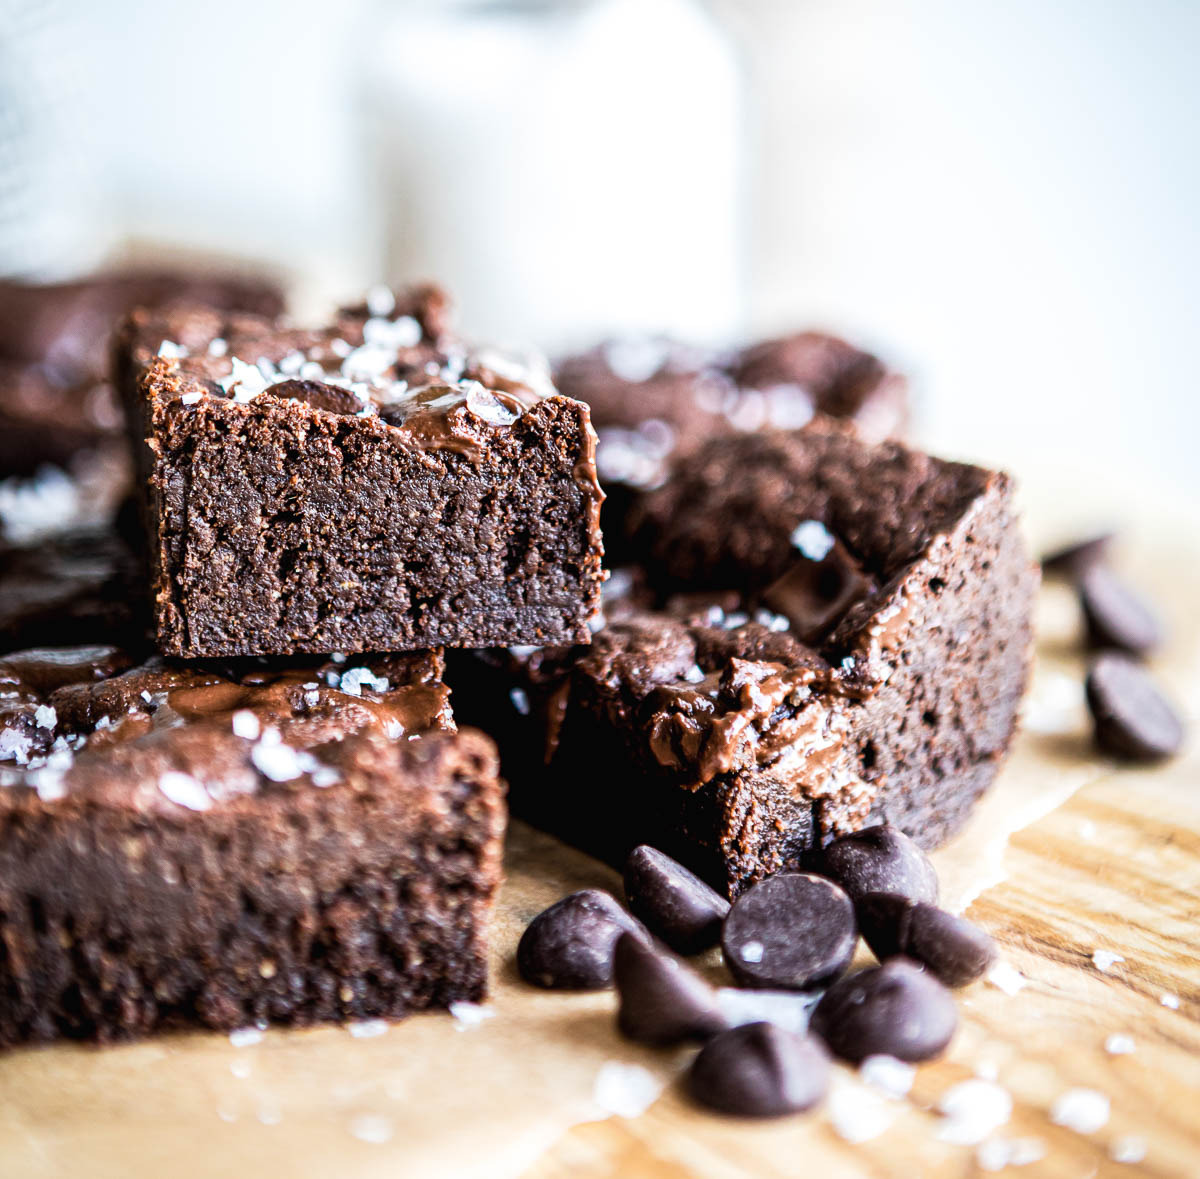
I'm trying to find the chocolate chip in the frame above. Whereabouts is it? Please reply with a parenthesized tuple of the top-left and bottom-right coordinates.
(810, 959, 957, 1062)
(517, 889, 646, 990)
(856, 893, 996, 987)
(270, 378, 364, 416)
(819, 823, 939, 905)
(1079, 565, 1161, 655)
(1085, 653, 1184, 761)
(721, 873, 856, 991)
(760, 528, 877, 644)
(623, 845, 730, 955)
(613, 932, 728, 1044)
(1041, 533, 1113, 579)
(686, 1022, 831, 1118)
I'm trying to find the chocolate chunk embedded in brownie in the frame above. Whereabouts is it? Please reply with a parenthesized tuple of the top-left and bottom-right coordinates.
(453, 422, 1035, 896)
(0, 646, 504, 1047)
(114, 287, 605, 658)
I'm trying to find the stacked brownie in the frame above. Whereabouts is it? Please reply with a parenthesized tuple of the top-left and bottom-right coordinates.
(0, 281, 607, 1046)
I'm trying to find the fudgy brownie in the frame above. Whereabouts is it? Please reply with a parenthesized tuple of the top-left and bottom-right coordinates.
(0, 268, 284, 542)
(553, 331, 907, 550)
(453, 422, 1035, 896)
(114, 286, 605, 658)
(0, 645, 504, 1046)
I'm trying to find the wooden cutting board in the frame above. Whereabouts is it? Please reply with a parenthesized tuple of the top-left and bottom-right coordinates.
(0, 470, 1197, 1179)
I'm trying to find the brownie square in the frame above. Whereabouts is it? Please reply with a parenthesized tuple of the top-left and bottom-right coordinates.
(0, 646, 504, 1046)
(452, 422, 1035, 897)
(114, 285, 605, 658)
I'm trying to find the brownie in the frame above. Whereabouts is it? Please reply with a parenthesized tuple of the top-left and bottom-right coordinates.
(0, 268, 284, 542)
(114, 286, 605, 658)
(0, 645, 504, 1046)
(453, 422, 1035, 897)
(553, 331, 907, 551)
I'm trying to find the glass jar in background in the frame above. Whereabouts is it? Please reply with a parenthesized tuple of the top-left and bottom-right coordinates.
(364, 0, 745, 350)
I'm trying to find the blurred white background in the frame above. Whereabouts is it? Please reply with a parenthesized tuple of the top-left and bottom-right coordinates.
(3, 0, 1198, 497)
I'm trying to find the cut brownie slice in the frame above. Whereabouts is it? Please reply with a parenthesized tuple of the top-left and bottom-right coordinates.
(115, 286, 605, 658)
(629, 423, 1038, 854)
(0, 646, 504, 1046)
(453, 422, 1035, 896)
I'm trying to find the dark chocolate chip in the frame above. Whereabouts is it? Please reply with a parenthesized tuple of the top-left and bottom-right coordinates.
(820, 823, 939, 905)
(1079, 565, 1161, 655)
(613, 932, 728, 1045)
(269, 378, 365, 416)
(623, 845, 730, 955)
(1085, 653, 1185, 761)
(1041, 533, 1113, 579)
(856, 893, 996, 987)
(721, 873, 856, 991)
(686, 1021, 831, 1118)
(810, 958, 957, 1063)
(760, 526, 877, 644)
(517, 889, 646, 990)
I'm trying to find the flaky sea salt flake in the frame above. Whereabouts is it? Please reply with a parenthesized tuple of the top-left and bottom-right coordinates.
(158, 771, 212, 812)
(937, 1079, 1012, 1145)
(1050, 1087, 1109, 1134)
(592, 1062, 663, 1119)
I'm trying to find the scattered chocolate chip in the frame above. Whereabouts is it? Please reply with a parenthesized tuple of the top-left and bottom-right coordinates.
(760, 526, 877, 644)
(1085, 653, 1185, 761)
(856, 893, 996, 987)
(517, 889, 646, 990)
(810, 958, 957, 1062)
(1079, 565, 1161, 655)
(820, 823, 939, 905)
(1041, 533, 1113, 579)
(686, 1021, 831, 1118)
(623, 845, 730, 955)
(269, 379, 364, 416)
(613, 932, 728, 1044)
(721, 873, 856, 991)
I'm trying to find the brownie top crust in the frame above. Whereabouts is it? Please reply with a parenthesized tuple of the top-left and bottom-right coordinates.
(0, 646, 453, 813)
(555, 332, 907, 493)
(630, 421, 993, 613)
(119, 284, 584, 464)
(520, 599, 866, 795)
